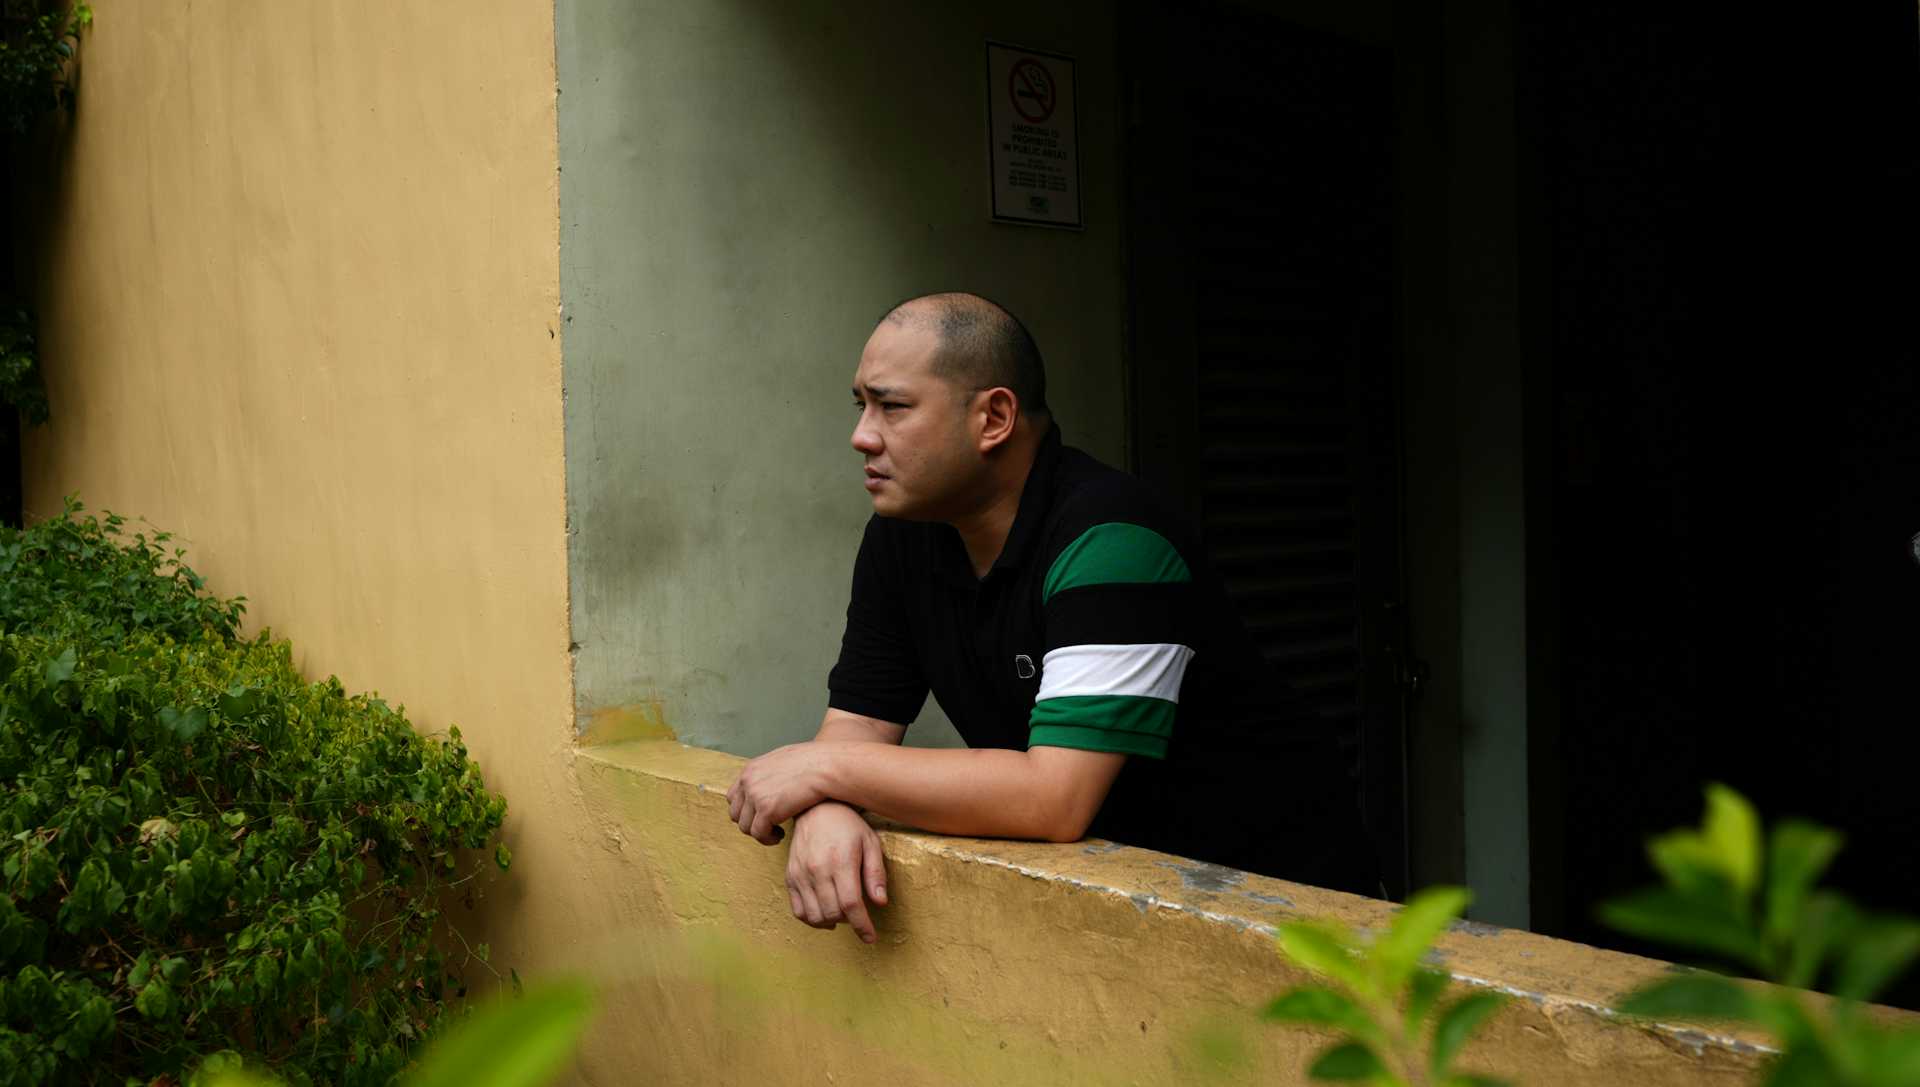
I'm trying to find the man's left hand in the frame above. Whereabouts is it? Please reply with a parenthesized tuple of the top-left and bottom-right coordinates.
(728, 742, 832, 845)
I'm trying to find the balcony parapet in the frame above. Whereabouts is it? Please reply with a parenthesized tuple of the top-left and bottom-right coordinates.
(568, 740, 1902, 1085)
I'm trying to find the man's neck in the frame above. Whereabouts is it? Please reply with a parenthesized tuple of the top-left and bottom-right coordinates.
(948, 423, 1047, 579)
(951, 481, 1025, 580)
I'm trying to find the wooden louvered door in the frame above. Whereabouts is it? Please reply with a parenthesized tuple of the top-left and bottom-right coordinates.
(1123, 2, 1408, 897)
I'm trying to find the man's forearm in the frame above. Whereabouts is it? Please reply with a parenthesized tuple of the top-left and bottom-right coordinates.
(805, 711, 905, 815)
(813, 741, 1110, 843)
(728, 712, 1121, 846)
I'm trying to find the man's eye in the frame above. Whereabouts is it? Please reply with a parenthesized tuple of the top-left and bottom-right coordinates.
(881, 402, 906, 412)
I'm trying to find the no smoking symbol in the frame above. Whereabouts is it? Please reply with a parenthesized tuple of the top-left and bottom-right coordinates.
(1008, 58, 1056, 123)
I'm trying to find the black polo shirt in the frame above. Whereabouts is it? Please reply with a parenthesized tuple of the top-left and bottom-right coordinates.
(827, 425, 1375, 893)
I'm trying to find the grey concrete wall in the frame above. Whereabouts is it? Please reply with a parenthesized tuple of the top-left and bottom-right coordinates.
(557, 0, 1127, 755)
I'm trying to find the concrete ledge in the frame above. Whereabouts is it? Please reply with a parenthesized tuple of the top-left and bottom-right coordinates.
(565, 740, 1877, 1085)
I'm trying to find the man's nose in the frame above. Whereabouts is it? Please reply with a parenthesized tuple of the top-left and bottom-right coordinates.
(851, 415, 882, 455)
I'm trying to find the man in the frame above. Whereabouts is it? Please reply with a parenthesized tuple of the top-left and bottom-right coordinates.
(727, 292, 1375, 944)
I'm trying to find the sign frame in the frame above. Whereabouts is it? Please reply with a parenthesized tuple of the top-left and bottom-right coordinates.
(985, 41, 1084, 230)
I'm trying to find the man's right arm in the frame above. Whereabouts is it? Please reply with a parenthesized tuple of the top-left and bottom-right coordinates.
(786, 708, 905, 943)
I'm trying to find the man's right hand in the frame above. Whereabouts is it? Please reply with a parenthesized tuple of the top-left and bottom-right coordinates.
(786, 800, 889, 944)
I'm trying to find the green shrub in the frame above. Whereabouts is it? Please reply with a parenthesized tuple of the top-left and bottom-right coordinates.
(0, 503, 510, 1085)
(0, 498, 245, 646)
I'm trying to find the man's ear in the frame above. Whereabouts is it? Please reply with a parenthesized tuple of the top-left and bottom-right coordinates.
(974, 387, 1020, 453)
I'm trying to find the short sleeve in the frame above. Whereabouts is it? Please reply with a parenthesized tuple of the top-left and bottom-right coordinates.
(826, 517, 929, 726)
(1028, 521, 1199, 760)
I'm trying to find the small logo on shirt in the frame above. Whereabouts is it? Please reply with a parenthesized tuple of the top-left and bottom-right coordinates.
(1014, 654, 1036, 679)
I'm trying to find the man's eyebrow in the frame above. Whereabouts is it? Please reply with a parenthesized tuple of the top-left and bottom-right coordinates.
(852, 384, 903, 399)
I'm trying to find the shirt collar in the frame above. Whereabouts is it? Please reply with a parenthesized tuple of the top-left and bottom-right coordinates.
(934, 421, 1064, 587)
(988, 421, 1063, 578)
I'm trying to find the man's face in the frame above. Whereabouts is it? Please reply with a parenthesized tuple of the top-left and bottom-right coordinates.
(849, 320, 981, 521)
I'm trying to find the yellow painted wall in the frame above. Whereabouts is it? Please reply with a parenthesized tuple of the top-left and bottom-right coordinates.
(18, 0, 586, 1015)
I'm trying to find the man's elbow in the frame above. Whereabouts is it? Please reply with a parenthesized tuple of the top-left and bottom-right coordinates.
(1038, 801, 1099, 844)
(1024, 750, 1125, 843)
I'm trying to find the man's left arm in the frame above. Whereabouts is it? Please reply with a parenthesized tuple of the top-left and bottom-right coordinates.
(729, 741, 1124, 845)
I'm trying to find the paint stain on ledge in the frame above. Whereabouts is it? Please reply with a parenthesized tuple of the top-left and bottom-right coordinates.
(1156, 860, 1245, 894)
(579, 701, 679, 745)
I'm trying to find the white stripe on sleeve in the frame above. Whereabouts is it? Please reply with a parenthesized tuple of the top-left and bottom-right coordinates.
(1036, 643, 1196, 703)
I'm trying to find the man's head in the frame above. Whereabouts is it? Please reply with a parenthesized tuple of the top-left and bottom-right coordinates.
(850, 292, 1051, 521)
(876, 292, 1050, 420)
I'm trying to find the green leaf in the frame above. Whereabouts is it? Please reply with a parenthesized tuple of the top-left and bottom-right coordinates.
(1263, 986, 1377, 1040)
(43, 646, 77, 684)
(1750, 993, 1822, 1048)
(218, 685, 261, 718)
(1445, 1077, 1515, 1087)
(134, 977, 175, 1020)
(1764, 821, 1843, 945)
(1375, 887, 1470, 992)
(253, 954, 278, 994)
(158, 705, 208, 742)
(1700, 784, 1762, 894)
(191, 1051, 281, 1087)
(1643, 786, 1762, 908)
(1405, 967, 1451, 1035)
(1306, 1041, 1388, 1081)
(399, 979, 597, 1087)
(1761, 1043, 1838, 1087)
(1615, 974, 1759, 1021)
(1646, 830, 1737, 898)
(1430, 991, 1506, 1079)
(1785, 892, 1857, 991)
(1853, 1026, 1920, 1083)
(57, 856, 123, 932)
(1278, 922, 1372, 997)
(1834, 917, 1920, 1003)
(1597, 887, 1765, 968)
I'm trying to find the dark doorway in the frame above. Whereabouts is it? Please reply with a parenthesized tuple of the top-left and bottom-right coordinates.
(1121, 2, 1409, 898)
(1529, 0, 1920, 1007)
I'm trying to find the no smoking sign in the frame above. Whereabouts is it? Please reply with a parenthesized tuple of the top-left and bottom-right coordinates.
(1008, 58, 1057, 123)
(987, 43, 1080, 229)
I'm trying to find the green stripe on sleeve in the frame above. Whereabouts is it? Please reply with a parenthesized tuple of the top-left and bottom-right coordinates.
(1042, 522, 1192, 603)
(1028, 693, 1177, 760)
(1027, 724, 1168, 759)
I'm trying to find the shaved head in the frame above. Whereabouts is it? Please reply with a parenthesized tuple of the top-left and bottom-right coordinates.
(877, 292, 1050, 419)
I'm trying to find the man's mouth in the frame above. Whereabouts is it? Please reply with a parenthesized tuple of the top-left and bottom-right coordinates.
(864, 468, 889, 491)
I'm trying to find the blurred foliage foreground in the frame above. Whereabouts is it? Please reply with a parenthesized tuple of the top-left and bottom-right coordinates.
(1267, 784, 1920, 1087)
